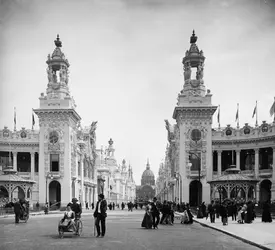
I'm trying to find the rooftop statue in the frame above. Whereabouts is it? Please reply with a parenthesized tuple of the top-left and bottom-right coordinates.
(184, 62, 191, 81)
(89, 121, 98, 166)
(196, 63, 204, 81)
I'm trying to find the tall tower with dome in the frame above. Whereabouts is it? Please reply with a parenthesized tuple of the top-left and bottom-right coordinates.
(172, 31, 217, 205)
(34, 35, 81, 206)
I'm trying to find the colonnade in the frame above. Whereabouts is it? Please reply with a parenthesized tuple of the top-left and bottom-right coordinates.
(213, 147, 275, 178)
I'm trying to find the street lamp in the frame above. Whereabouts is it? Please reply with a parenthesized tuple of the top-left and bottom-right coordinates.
(45, 172, 54, 205)
(174, 172, 182, 203)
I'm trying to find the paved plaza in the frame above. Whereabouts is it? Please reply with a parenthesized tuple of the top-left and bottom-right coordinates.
(1, 209, 264, 250)
(194, 217, 275, 250)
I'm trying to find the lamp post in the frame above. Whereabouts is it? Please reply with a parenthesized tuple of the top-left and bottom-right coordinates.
(174, 172, 182, 203)
(45, 172, 54, 205)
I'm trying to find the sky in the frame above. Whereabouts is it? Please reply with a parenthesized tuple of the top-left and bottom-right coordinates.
(0, 0, 275, 185)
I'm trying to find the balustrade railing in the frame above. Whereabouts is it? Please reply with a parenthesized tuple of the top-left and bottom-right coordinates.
(259, 169, 272, 174)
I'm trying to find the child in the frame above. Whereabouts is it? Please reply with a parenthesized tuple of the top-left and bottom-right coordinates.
(60, 205, 76, 231)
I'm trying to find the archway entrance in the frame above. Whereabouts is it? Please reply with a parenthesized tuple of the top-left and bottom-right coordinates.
(189, 180, 202, 206)
(260, 179, 272, 202)
(11, 186, 25, 201)
(49, 180, 61, 208)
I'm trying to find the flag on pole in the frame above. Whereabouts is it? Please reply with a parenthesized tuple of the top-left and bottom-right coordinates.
(235, 104, 239, 122)
(269, 97, 275, 117)
(14, 107, 16, 131)
(252, 102, 257, 118)
(217, 105, 220, 124)
(32, 110, 35, 130)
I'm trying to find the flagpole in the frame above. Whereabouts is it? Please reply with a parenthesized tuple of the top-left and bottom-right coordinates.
(255, 101, 258, 127)
(218, 105, 220, 130)
(32, 109, 34, 131)
(273, 97, 275, 123)
(14, 107, 16, 132)
(237, 103, 239, 129)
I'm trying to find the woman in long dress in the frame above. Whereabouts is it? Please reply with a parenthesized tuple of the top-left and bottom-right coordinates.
(141, 204, 153, 229)
(262, 201, 272, 223)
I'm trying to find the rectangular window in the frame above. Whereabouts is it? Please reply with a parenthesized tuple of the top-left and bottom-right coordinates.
(50, 154, 59, 172)
(190, 152, 201, 171)
(78, 162, 81, 176)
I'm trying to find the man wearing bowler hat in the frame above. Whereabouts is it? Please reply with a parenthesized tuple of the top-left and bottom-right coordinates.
(93, 194, 107, 237)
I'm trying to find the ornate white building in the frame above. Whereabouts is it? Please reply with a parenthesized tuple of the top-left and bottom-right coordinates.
(0, 36, 99, 208)
(156, 31, 275, 206)
(95, 138, 136, 204)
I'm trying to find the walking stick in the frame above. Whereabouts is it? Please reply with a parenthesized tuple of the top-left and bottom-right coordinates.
(94, 217, 96, 236)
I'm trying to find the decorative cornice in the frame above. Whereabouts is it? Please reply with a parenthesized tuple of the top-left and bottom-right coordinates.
(173, 106, 217, 120)
(33, 108, 81, 124)
(0, 141, 39, 147)
(212, 135, 275, 145)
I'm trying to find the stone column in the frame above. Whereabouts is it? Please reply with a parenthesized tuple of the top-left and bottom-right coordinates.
(236, 150, 241, 170)
(13, 152, 17, 171)
(254, 149, 259, 178)
(30, 152, 35, 180)
(217, 150, 222, 176)
(256, 183, 260, 203)
(80, 155, 85, 207)
(273, 147, 275, 180)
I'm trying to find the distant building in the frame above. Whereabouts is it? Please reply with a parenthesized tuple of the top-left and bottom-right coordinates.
(136, 160, 155, 201)
(95, 139, 136, 204)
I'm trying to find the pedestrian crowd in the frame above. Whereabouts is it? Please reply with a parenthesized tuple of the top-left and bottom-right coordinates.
(196, 199, 273, 225)
(141, 197, 194, 229)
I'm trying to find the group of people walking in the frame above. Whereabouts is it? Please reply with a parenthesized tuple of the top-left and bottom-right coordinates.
(198, 199, 273, 225)
(141, 197, 194, 229)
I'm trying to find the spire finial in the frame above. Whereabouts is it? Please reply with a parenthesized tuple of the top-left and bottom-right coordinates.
(54, 34, 62, 47)
(190, 30, 197, 44)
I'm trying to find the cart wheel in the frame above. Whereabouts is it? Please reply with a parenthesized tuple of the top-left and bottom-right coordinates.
(77, 220, 83, 236)
(25, 214, 29, 223)
(59, 229, 64, 238)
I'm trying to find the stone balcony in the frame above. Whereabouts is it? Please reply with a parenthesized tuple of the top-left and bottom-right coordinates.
(18, 172, 31, 179)
(258, 169, 273, 178)
(240, 170, 255, 177)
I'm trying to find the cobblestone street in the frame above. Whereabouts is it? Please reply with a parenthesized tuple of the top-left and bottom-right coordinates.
(1, 210, 261, 250)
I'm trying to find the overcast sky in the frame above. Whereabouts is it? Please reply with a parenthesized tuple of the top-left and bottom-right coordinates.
(0, 0, 274, 185)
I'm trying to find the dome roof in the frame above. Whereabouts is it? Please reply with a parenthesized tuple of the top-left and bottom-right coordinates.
(142, 169, 154, 178)
(0, 168, 35, 184)
(208, 168, 258, 183)
(142, 159, 155, 178)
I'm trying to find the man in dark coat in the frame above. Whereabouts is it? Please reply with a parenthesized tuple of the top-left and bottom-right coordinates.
(14, 199, 22, 223)
(207, 200, 216, 223)
(151, 197, 160, 229)
(93, 194, 107, 237)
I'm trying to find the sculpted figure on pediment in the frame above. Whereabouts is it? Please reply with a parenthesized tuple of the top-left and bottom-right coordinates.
(47, 67, 53, 83)
(184, 62, 191, 81)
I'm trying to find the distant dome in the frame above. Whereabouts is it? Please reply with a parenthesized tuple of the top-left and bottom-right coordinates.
(142, 159, 155, 178)
(142, 169, 154, 178)
(141, 159, 155, 186)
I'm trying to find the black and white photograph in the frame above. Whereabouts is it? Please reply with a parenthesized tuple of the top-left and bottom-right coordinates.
(0, 0, 275, 249)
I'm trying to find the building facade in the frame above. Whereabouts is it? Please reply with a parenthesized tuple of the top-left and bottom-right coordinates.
(156, 31, 275, 206)
(95, 138, 136, 204)
(0, 36, 136, 208)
